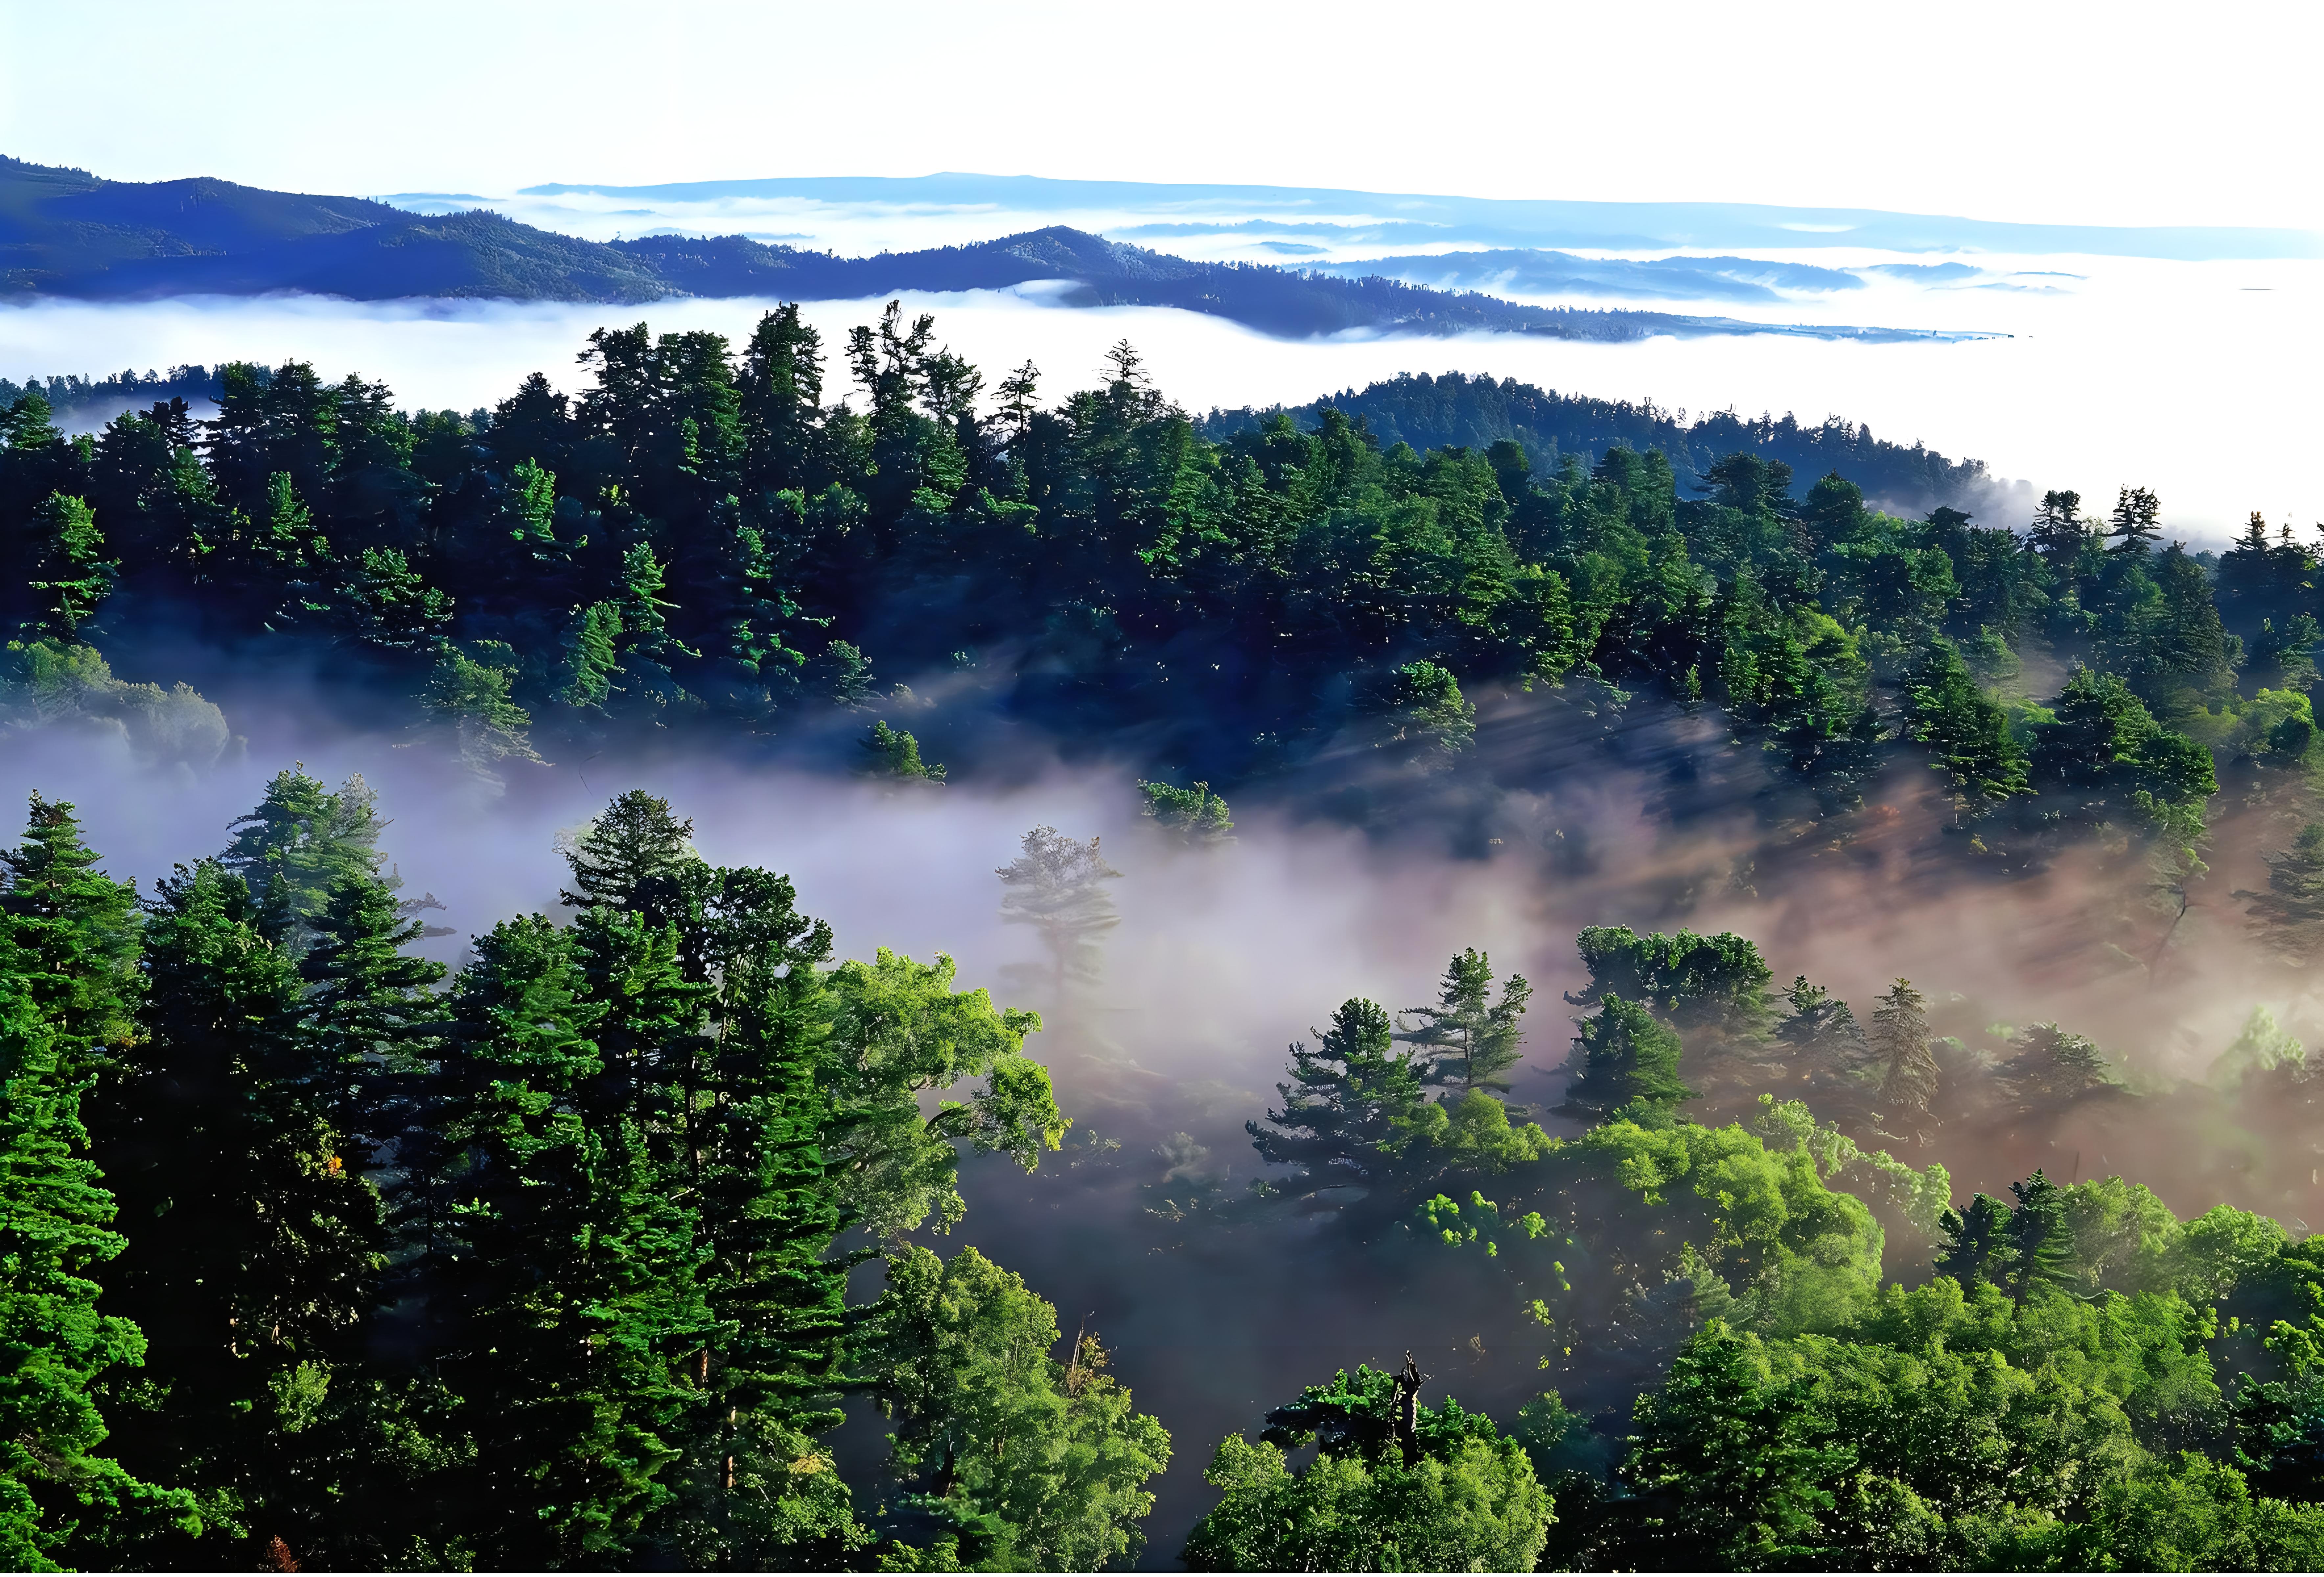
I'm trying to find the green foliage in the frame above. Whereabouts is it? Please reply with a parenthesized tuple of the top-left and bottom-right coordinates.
(558, 788, 696, 913)
(1183, 1366, 1549, 1573)
(1866, 977, 1940, 1140)
(1904, 637, 2030, 812)
(2031, 664, 2218, 847)
(421, 643, 541, 775)
(1364, 660, 1476, 768)
(0, 875, 194, 1566)
(2000, 1021, 2123, 1111)
(1395, 946, 1532, 1094)
(1248, 996, 1430, 1185)
(861, 719, 944, 782)
(871, 1246, 1170, 1570)
(2245, 826, 2324, 965)
(1560, 995, 1693, 1127)
(24, 492, 114, 640)
(0, 640, 230, 769)
(1570, 924, 1773, 1036)
(1617, 1320, 1854, 1568)
(1135, 779, 1232, 844)
(823, 947, 1057, 1236)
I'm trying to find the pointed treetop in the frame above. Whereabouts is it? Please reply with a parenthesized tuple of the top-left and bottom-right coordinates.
(559, 789, 699, 914)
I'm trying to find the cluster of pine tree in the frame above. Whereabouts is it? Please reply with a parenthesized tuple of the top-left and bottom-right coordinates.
(3, 302, 2316, 877)
(0, 775, 1170, 1571)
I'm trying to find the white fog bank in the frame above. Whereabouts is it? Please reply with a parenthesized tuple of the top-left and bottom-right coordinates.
(6, 251, 2319, 535)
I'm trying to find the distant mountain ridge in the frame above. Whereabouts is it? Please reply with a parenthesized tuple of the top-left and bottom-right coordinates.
(507, 171, 2323, 261)
(0, 157, 1990, 344)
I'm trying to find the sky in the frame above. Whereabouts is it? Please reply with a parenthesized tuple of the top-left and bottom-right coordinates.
(3, 0, 2318, 230)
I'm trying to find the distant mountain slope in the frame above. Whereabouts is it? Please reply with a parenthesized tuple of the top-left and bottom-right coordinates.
(0, 156, 1988, 343)
(1307, 249, 1877, 304)
(608, 226, 1964, 340)
(514, 171, 2324, 261)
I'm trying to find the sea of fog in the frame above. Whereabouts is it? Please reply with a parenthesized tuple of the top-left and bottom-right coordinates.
(5, 250, 2318, 537)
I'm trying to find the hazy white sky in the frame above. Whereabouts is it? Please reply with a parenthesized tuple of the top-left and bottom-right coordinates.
(3, 0, 2316, 229)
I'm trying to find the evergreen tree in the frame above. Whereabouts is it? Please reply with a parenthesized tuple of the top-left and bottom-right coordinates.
(2000, 1022, 2122, 1114)
(1904, 639, 2030, 814)
(1569, 926, 1774, 1037)
(1247, 997, 1429, 1183)
(1396, 948, 1532, 1095)
(0, 895, 195, 1566)
(421, 645, 542, 777)
(298, 871, 446, 1153)
(560, 789, 698, 913)
(1867, 978, 1940, 1141)
(1559, 996, 1693, 1128)
(219, 768, 393, 950)
(996, 826, 1121, 995)
(739, 305, 826, 496)
(24, 492, 115, 640)
(2243, 824, 2324, 964)
(556, 600, 625, 712)
(1135, 780, 1233, 844)
(2004, 1170, 2075, 1307)
(335, 546, 452, 654)
(2029, 488, 2091, 565)
(90, 858, 385, 1566)
(1934, 1192, 2012, 1291)
(651, 876, 860, 1567)
(860, 720, 944, 782)
(2106, 485, 2163, 554)
(1773, 975, 1876, 1124)
(0, 795, 140, 1081)
(432, 913, 711, 1568)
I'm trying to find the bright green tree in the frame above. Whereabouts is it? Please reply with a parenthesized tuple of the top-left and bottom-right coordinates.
(872, 1246, 1171, 1570)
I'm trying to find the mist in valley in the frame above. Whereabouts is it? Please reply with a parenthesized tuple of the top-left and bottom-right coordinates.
(11, 660, 2318, 1561)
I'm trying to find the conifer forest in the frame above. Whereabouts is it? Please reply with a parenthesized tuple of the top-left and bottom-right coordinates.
(12, 294, 2324, 1574)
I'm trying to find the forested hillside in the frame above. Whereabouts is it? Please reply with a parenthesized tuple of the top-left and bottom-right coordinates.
(12, 297, 2324, 1568)
(1199, 370, 2024, 518)
(0, 295, 2296, 868)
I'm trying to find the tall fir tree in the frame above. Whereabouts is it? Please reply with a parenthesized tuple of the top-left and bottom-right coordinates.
(0, 849, 195, 1566)
(432, 914, 712, 1568)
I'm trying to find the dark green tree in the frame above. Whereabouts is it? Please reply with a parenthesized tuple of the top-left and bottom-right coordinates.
(430, 913, 711, 1568)
(1248, 998, 1430, 1184)
(2243, 824, 2324, 964)
(1867, 979, 1939, 1142)
(2004, 1169, 2075, 1308)
(0, 890, 195, 1566)
(0, 795, 140, 1081)
(24, 492, 115, 640)
(1559, 996, 1693, 1128)
(1934, 1192, 2012, 1291)
(560, 789, 698, 914)
(1396, 948, 1532, 1096)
